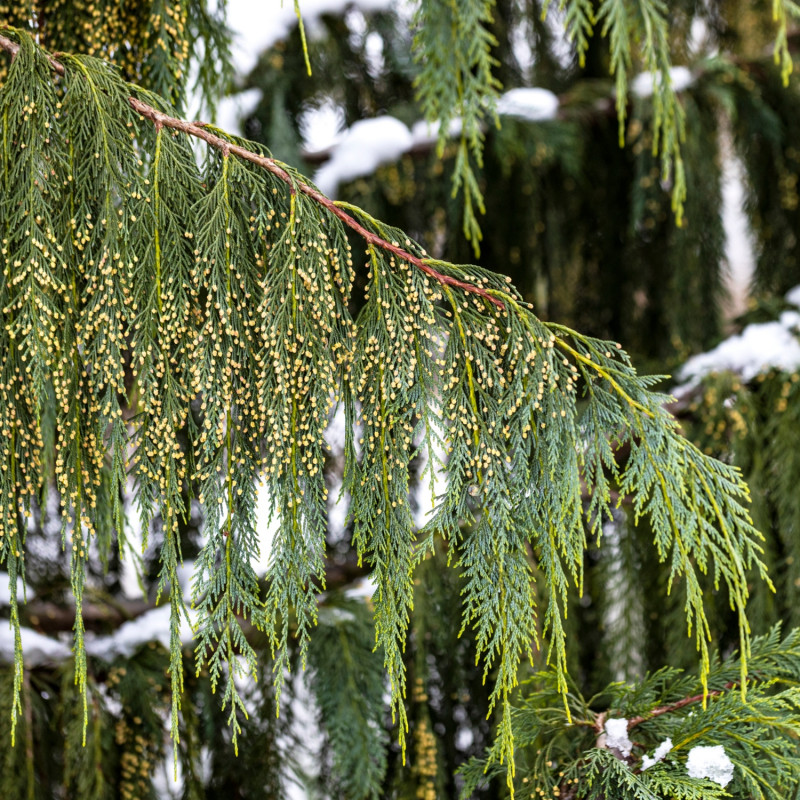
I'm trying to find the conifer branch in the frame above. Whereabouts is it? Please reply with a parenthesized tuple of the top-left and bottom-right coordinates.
(0, 30, 64, 75)
(0, 31, 503, 310)
(579, 682, 737, 735)
(625, 682, 735, 731)
(0, 28, 777, 794)
(127, 98, 505, 308)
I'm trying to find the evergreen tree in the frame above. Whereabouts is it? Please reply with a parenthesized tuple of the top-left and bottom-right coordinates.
(0, 3, 799, 798)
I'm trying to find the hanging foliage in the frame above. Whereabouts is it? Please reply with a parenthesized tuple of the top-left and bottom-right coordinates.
(0, 30, 773, 791)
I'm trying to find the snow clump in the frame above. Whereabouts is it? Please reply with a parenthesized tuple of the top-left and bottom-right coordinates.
(631, 66, 693, 98)
(674, 286, 800, 394)
(314, 116, 413, 197)
(496, 87, 559, 121)
(604, 717, 633, 758)
(686, 745, 735, 787)
(641, 737, 673, 770)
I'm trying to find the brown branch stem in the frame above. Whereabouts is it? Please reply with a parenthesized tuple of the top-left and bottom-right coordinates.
(128, 99, 504, 308)
(581, 681, 736, 735)
(626, 681, 735, 730)
(0, 30, 65, 74)
(0, 31, 504, 309)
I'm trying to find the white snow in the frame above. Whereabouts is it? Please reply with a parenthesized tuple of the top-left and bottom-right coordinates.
(313, 115, 413, 196)
(721, 144, 755, 318)
(85, 604, 197, 661)
(455, 725, 474, 751)
(496, 87, 559, 122)
(176, 560, 196, 594)
(324, 405, 348, 454)
(151, 752, 184, 800)
(343, 576, 376, 601)
(409, 118, 464, 149)
(327, 480, 349, 541)
(675, 308, 800, 391)
(364, 29, 384, 77)
(686, 744, 735, 787)
(510, 16, 535, 75)
(0, 624, 71, 666)
(120, 477, 146, 599)
(786, 284, 800, 309)
(604, 717, 633, 758)
(255, 483, 276, 573)
(313, 87, 562, 196)
(412, 404, 448, 530)
(214, 87, 263, 137)
(301, 101, 346, 152)
(631, 66, 693, 98)
(641, 737, 673, 770)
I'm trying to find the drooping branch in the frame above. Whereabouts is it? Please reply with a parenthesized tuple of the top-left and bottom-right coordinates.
(0, 31, 504, 310)
(126, 101, 504, 308)
(0, 30, 775, 791)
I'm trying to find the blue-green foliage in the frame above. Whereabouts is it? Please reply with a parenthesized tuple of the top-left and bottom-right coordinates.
(308, 597, 389, 799)
(413, 0, 501, 249)
(0, 29, 771, 791)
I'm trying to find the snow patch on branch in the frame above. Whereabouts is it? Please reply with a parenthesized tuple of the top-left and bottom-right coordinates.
(86, 605, 197, 661)
(313, 86, 563, 197)
(686, 744, 734, 787)
(314, 116, 413, 197)
(496, 87, 559, 121)
(675, 286, 800, 393)
(641, 737, 673, 770)
(0, 624, 70, 666)
(631, 66, 693, 98)
(604, 717, 633, 757)
(344, 576, 376, 601)
(786, 284, 800, 308)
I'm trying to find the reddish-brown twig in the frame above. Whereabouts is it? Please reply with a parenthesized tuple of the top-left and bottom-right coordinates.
(626, 681, 735, 730)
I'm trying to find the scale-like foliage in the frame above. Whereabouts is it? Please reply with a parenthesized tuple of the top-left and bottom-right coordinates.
(0, 29, 772, 790)
(460, 625, 800, 799)
(413, 0, 501, 249)
(307, 598, 389, 799)
(598, 0, 687, 222)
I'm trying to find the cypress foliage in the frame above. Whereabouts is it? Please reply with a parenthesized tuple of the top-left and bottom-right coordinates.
(0, 0, 231, 108)
(461, 626, 800, 799)
(0, 3, 798, 797)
